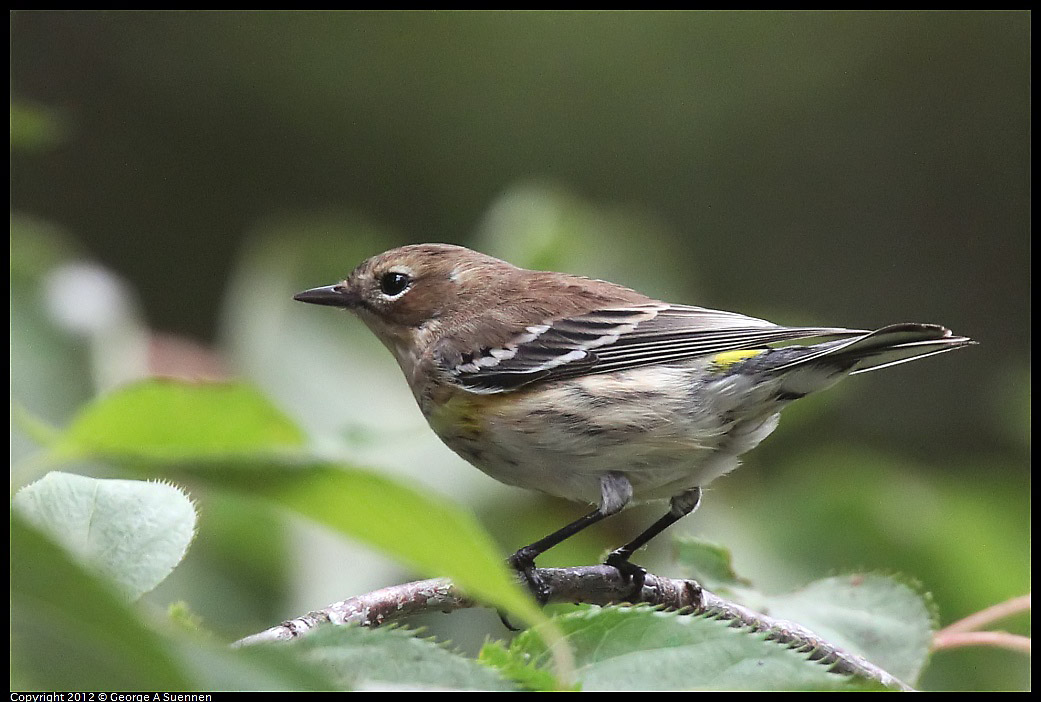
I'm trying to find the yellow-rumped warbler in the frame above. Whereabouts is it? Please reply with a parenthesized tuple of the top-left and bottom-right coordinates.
(294, 243, 973, 600)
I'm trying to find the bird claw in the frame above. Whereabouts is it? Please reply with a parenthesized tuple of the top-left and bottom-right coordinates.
(507, 550, 552, 605)
(497, 609, 521, 632)
(605, 552, 647, 601)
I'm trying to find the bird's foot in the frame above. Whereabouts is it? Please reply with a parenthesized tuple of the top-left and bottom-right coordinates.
(604, 551, 647, 602)
(507, 548, 551, 605)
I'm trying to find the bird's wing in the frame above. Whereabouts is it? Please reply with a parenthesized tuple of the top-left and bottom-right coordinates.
(438, 303, 867, 393)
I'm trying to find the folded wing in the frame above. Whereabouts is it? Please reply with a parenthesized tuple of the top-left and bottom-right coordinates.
(442, 303, 869, 393)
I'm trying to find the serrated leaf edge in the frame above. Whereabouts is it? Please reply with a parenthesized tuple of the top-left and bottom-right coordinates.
(533, 604, 881, 685)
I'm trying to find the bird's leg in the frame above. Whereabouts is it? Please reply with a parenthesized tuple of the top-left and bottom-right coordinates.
(508, 472, 633, 604)
(604, 487, 702, 599)
(507, 509, 605, 604)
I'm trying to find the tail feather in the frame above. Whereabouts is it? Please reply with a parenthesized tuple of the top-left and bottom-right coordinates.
(768, 323, 975, 375)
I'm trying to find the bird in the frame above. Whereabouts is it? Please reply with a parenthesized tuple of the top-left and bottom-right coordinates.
(293, 243, 973, 602)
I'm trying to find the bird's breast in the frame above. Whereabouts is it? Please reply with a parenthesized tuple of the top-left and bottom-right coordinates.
(422, 365, 780, 504)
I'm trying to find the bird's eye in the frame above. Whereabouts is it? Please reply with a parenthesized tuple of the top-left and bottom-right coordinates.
(379, 271, 411, 297)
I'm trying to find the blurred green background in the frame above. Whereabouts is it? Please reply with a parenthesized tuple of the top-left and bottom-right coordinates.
(11, 11, 1029, 691)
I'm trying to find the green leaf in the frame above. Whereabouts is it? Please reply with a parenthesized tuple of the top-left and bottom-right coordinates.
(12, 472, 197, 600)
(673, 535, 751, 591)
(10, 99, 69, 151)
(52, 379, 306, 460)
(765, 574, 935, 684)
(11, 514, 190, 690)
(11, 514, 337, 691)
(510, 606, 883, 691)
(675, 536, 933, 685)
(197, 460, 546, 630)
(479, 640, 572, 692)
(284, 625, 517, 691)
(166, 637, 338, 692)
(45, 379, 545, 632)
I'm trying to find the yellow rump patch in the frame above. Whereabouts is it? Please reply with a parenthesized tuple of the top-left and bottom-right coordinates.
(710, 349, 766, 372)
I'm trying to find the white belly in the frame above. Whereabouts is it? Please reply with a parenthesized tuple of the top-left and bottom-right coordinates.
(428, 364, 785, 505)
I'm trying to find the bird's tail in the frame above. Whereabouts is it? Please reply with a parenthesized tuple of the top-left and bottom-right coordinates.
(767, 323, 975, 375)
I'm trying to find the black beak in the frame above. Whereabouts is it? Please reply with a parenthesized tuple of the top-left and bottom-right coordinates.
(293, 284, 355, 308)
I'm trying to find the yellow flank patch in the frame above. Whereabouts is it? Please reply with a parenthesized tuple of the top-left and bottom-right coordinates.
(710, 349, 765, 372)
(428, 391, 496, 438)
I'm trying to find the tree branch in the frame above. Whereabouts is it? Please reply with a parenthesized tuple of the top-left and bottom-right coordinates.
(935, 594, 1030, 635)
(932, 630, 1031, 654)
(931, 594, 1031, 654)
(234, 565, 913, 691)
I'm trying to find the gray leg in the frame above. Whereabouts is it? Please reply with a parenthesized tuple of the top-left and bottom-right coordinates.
(605, 487, 703, 596)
